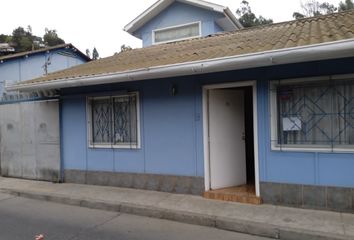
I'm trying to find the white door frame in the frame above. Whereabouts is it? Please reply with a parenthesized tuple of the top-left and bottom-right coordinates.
(202, 81, 260, 196)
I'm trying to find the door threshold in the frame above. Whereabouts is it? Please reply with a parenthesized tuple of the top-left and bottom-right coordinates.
(203, 184, 262, 205)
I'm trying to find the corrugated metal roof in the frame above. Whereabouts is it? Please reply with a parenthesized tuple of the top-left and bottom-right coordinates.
(14, 10, 354, 87)
(0, 43, 91, 62)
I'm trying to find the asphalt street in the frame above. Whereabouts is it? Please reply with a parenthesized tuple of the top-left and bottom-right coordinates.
(0, 192, 273, 240)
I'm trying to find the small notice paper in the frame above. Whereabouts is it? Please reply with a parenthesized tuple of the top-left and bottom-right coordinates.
(282, 117, 301, 131)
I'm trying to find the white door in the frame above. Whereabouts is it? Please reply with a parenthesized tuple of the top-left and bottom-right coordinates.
(208, 89, 246, 189)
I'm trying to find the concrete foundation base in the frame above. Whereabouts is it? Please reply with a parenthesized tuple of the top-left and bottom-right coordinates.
(261, 182, 354, 213)
(64, 170, 204, 195)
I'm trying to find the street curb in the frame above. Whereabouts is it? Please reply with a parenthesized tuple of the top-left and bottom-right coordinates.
(1, 189, 350, 240)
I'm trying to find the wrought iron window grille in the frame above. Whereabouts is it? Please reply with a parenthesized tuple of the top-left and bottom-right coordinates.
(270, 77, 354, 152)
(87, 92, 139, 149)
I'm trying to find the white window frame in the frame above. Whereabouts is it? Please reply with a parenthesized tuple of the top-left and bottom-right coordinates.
(152, 21, 202, 45)
(86, 92, 141, 149)
(270, 74, 354, 153)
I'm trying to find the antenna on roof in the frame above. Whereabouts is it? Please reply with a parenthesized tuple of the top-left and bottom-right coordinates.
(43, 54, 51, 75)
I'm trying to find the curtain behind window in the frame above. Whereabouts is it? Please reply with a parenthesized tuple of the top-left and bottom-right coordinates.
(113, 95, 137, 145)
(92, 98, 112, 144)
(154, 23, 200, 43)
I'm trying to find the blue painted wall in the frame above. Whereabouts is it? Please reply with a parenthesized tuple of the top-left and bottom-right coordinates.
(61, 57, 354, 187)
(134, 1, 225, 47)
(0, 49, 87, 96)
(61, 79, 201, 176)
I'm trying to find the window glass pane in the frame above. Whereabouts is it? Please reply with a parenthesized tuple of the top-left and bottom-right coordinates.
(332, 80, 354, 146)
(113, 95, 137, 144)
(276, 79, 354, 147)
(155, 23, 199, 43)
(92, 98, 112, 143)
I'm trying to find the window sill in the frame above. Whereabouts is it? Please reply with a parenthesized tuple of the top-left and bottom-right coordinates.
(153, 35, 201, 45)
(271, 145, 354, 153)
(89, 144, 140, 149)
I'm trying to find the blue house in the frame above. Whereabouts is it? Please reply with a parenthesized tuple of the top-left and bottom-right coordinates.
(0, 43, 90, 101)
(0, 44, 90, 181)
(7, 0, 354, 212)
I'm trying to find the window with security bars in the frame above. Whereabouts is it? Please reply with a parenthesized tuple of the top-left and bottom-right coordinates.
(87, 93, 139, 148)
(271, 77, 354, 150)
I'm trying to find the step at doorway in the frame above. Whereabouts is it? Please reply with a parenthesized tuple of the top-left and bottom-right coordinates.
(203, 184, 262, 204)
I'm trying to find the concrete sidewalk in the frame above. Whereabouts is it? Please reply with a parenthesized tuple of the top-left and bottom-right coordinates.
(0, 177, 352, 240)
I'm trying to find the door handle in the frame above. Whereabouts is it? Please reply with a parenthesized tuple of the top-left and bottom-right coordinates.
(242, 132, 245, 141)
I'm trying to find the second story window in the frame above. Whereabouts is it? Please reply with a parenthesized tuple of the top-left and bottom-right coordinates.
(153, 22, 201, 44)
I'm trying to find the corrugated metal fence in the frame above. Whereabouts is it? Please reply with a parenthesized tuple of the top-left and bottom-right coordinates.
(0, 100, 60, 181)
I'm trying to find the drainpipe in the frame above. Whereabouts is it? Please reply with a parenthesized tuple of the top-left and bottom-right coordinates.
(58, 97, 64, 183)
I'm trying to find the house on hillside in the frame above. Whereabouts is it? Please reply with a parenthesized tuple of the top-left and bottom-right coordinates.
(6, 0, 354, 213)
(0, 43, 15, 55)
(0, 44, 90, 181)
(0, 43, 90, 101)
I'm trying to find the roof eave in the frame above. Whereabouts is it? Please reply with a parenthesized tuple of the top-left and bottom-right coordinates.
(124, 0, 173, 34)
(7, 39, 354, 92)
(224, 7, 243, 30)
(0, 43, 91, 62)
(124, 0, 233, 34)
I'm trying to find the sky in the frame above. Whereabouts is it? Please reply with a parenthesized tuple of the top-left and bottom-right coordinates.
(0, 0, 342, 57)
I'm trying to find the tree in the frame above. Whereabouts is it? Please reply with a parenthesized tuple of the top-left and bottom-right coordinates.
(236, 0, 273, 28)
(1, 26, 67, 54)
(85, 49, 91, 59)
(43, 28, 65, 46)
(11, 27, 33, 52)
(293, 0, 337, 19)
(92, 47, 99, 60)
(339, 0, 354, 11)
(0, 34, 11, 43)
(27, 25, 32, 34)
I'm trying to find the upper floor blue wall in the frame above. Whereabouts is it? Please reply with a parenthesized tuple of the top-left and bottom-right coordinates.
(0, 49, 87, 97)
(134, 1, 224, 47)
(60, 57, 354, 188)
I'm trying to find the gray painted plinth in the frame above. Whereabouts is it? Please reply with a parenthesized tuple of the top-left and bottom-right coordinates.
(64, 170, 204, 195)
(261, 182, 354, 213)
